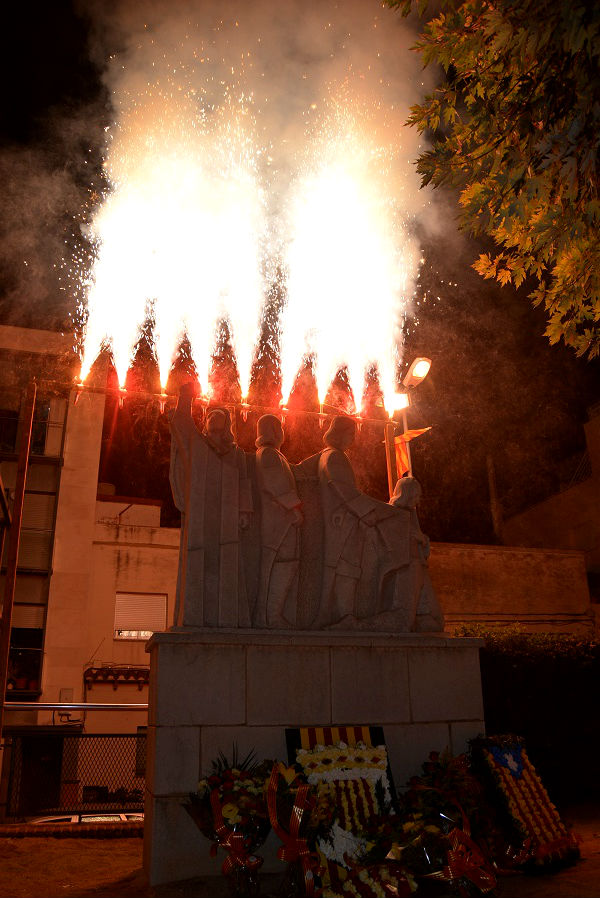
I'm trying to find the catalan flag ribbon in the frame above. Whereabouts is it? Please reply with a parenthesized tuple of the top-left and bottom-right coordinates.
(394, 427, 431, 477)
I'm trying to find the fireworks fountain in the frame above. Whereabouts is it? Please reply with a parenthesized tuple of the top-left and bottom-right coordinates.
(79, 93, 266, 396)
(75, 1, 432, 421)
(281, 102, 420, 413)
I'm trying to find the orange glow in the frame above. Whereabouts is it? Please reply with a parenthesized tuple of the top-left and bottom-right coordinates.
(387, 391, 410, 414)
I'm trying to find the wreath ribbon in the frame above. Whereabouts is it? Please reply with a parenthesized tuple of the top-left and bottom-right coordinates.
(267, 765, 318, 897)
(413, 785, 496, 894)
(495, 836, 533, 872)
(210, 788, 264, 877)
(443, 828, 497, 893)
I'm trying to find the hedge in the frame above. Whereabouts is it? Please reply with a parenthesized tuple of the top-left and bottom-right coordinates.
(454, 625, 600, 803)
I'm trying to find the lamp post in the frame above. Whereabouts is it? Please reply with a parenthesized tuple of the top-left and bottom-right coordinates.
(400, 357, 431, 478)
(384, 357, 432, 496)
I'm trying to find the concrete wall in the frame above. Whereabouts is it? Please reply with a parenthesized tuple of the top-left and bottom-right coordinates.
(40, 389, 106, 722)
(0, 325, 72, 356)
(502, 412, 600, 578)
(83, 520, 179, 734)
(429, 542, 594, 633)
(502, 478, 600, 577)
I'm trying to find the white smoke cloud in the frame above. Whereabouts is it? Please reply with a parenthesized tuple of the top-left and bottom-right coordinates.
(77, 0, 440, 400)
(84, 0, 431, 203)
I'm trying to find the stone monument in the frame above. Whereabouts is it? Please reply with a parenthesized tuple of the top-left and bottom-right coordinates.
(144, 386, 484, 886)
(170, 385, 444, 634)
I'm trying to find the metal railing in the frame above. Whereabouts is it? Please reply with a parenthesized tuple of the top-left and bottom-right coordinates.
(4, 702, 148, 711)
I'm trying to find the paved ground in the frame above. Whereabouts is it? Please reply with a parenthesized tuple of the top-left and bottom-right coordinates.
(0, 805, 598, 897)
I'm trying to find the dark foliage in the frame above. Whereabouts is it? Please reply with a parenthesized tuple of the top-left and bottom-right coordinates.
(456, 626, 600, 802)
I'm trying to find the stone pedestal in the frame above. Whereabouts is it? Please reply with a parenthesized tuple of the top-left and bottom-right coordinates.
(144, 629, 485, 887)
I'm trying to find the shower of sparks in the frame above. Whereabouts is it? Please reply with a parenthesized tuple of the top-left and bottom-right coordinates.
(75, 4, 430, 412)
(79, 90, 266, 394)
(280, 102, 420, 412)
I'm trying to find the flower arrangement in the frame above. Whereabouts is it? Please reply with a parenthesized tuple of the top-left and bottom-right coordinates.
(185, 739, 578, 898)
(470, 735, 580, 869)
(266, 756, 415, 898)
(289, 741, 422, 897)
(296, 742, 392, 802)
(185, 748, 272, 895)
(266, 762, 325, 897)
(397, 750, 497, 895)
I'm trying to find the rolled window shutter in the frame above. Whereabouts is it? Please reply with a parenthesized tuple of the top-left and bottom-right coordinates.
(114, 592, 167, 637)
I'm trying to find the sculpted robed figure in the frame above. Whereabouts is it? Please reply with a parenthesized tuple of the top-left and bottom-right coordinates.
(253, 414, 303, 629)
(169, 383, 252, 628)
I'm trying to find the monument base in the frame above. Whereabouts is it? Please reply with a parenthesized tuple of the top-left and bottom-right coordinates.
(144, 628, 485, 887)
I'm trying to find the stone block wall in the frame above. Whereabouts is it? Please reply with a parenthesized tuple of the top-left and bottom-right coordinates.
(429, 542, 594, 633)
(144, 629, 484, 886)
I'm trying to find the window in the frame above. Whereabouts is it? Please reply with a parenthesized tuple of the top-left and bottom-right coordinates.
(113, 592, 167, 639)
(6, 627, 43, 696)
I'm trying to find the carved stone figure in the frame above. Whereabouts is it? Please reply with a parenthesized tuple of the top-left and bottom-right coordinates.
(169, 384, 252, 628)
(386, 477, 444, 632)
(253, 414, 303, 628)
(313, 416, 395, 627)
(294, 417, 443, 633)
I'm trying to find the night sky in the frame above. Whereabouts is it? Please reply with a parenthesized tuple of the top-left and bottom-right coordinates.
(0, 0, 598, 542)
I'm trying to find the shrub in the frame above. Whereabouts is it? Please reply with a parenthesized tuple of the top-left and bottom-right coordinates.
(454, 625, 600, 803)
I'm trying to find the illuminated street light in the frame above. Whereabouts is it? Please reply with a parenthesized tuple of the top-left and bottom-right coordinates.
(402, 357, 431, 389)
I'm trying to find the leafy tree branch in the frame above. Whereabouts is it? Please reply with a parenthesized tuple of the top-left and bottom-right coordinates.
(390, 0, 600, 357)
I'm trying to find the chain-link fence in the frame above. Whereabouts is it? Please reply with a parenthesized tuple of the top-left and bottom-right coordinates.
(6, 732, 146, 819)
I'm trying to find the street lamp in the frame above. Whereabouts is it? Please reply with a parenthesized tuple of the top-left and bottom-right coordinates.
(384, 357, 432, 495)
(402, 357, 431, 389)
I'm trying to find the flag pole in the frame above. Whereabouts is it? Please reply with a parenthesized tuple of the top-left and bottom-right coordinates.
(384, 421, 398, 499)
(401, 408, 413, 477)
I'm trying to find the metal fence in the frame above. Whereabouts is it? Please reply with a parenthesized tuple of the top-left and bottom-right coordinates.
(6, 732, 146, 819)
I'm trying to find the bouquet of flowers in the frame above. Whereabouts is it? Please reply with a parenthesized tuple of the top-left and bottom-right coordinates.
(267, 761, 348, 897)
(186, 748, 272, 895)
(398, 752, 497, 896)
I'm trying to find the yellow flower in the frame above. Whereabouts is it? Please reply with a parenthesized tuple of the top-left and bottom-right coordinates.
(278, 762, 298, 785)
(222, 803, 241, 823)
